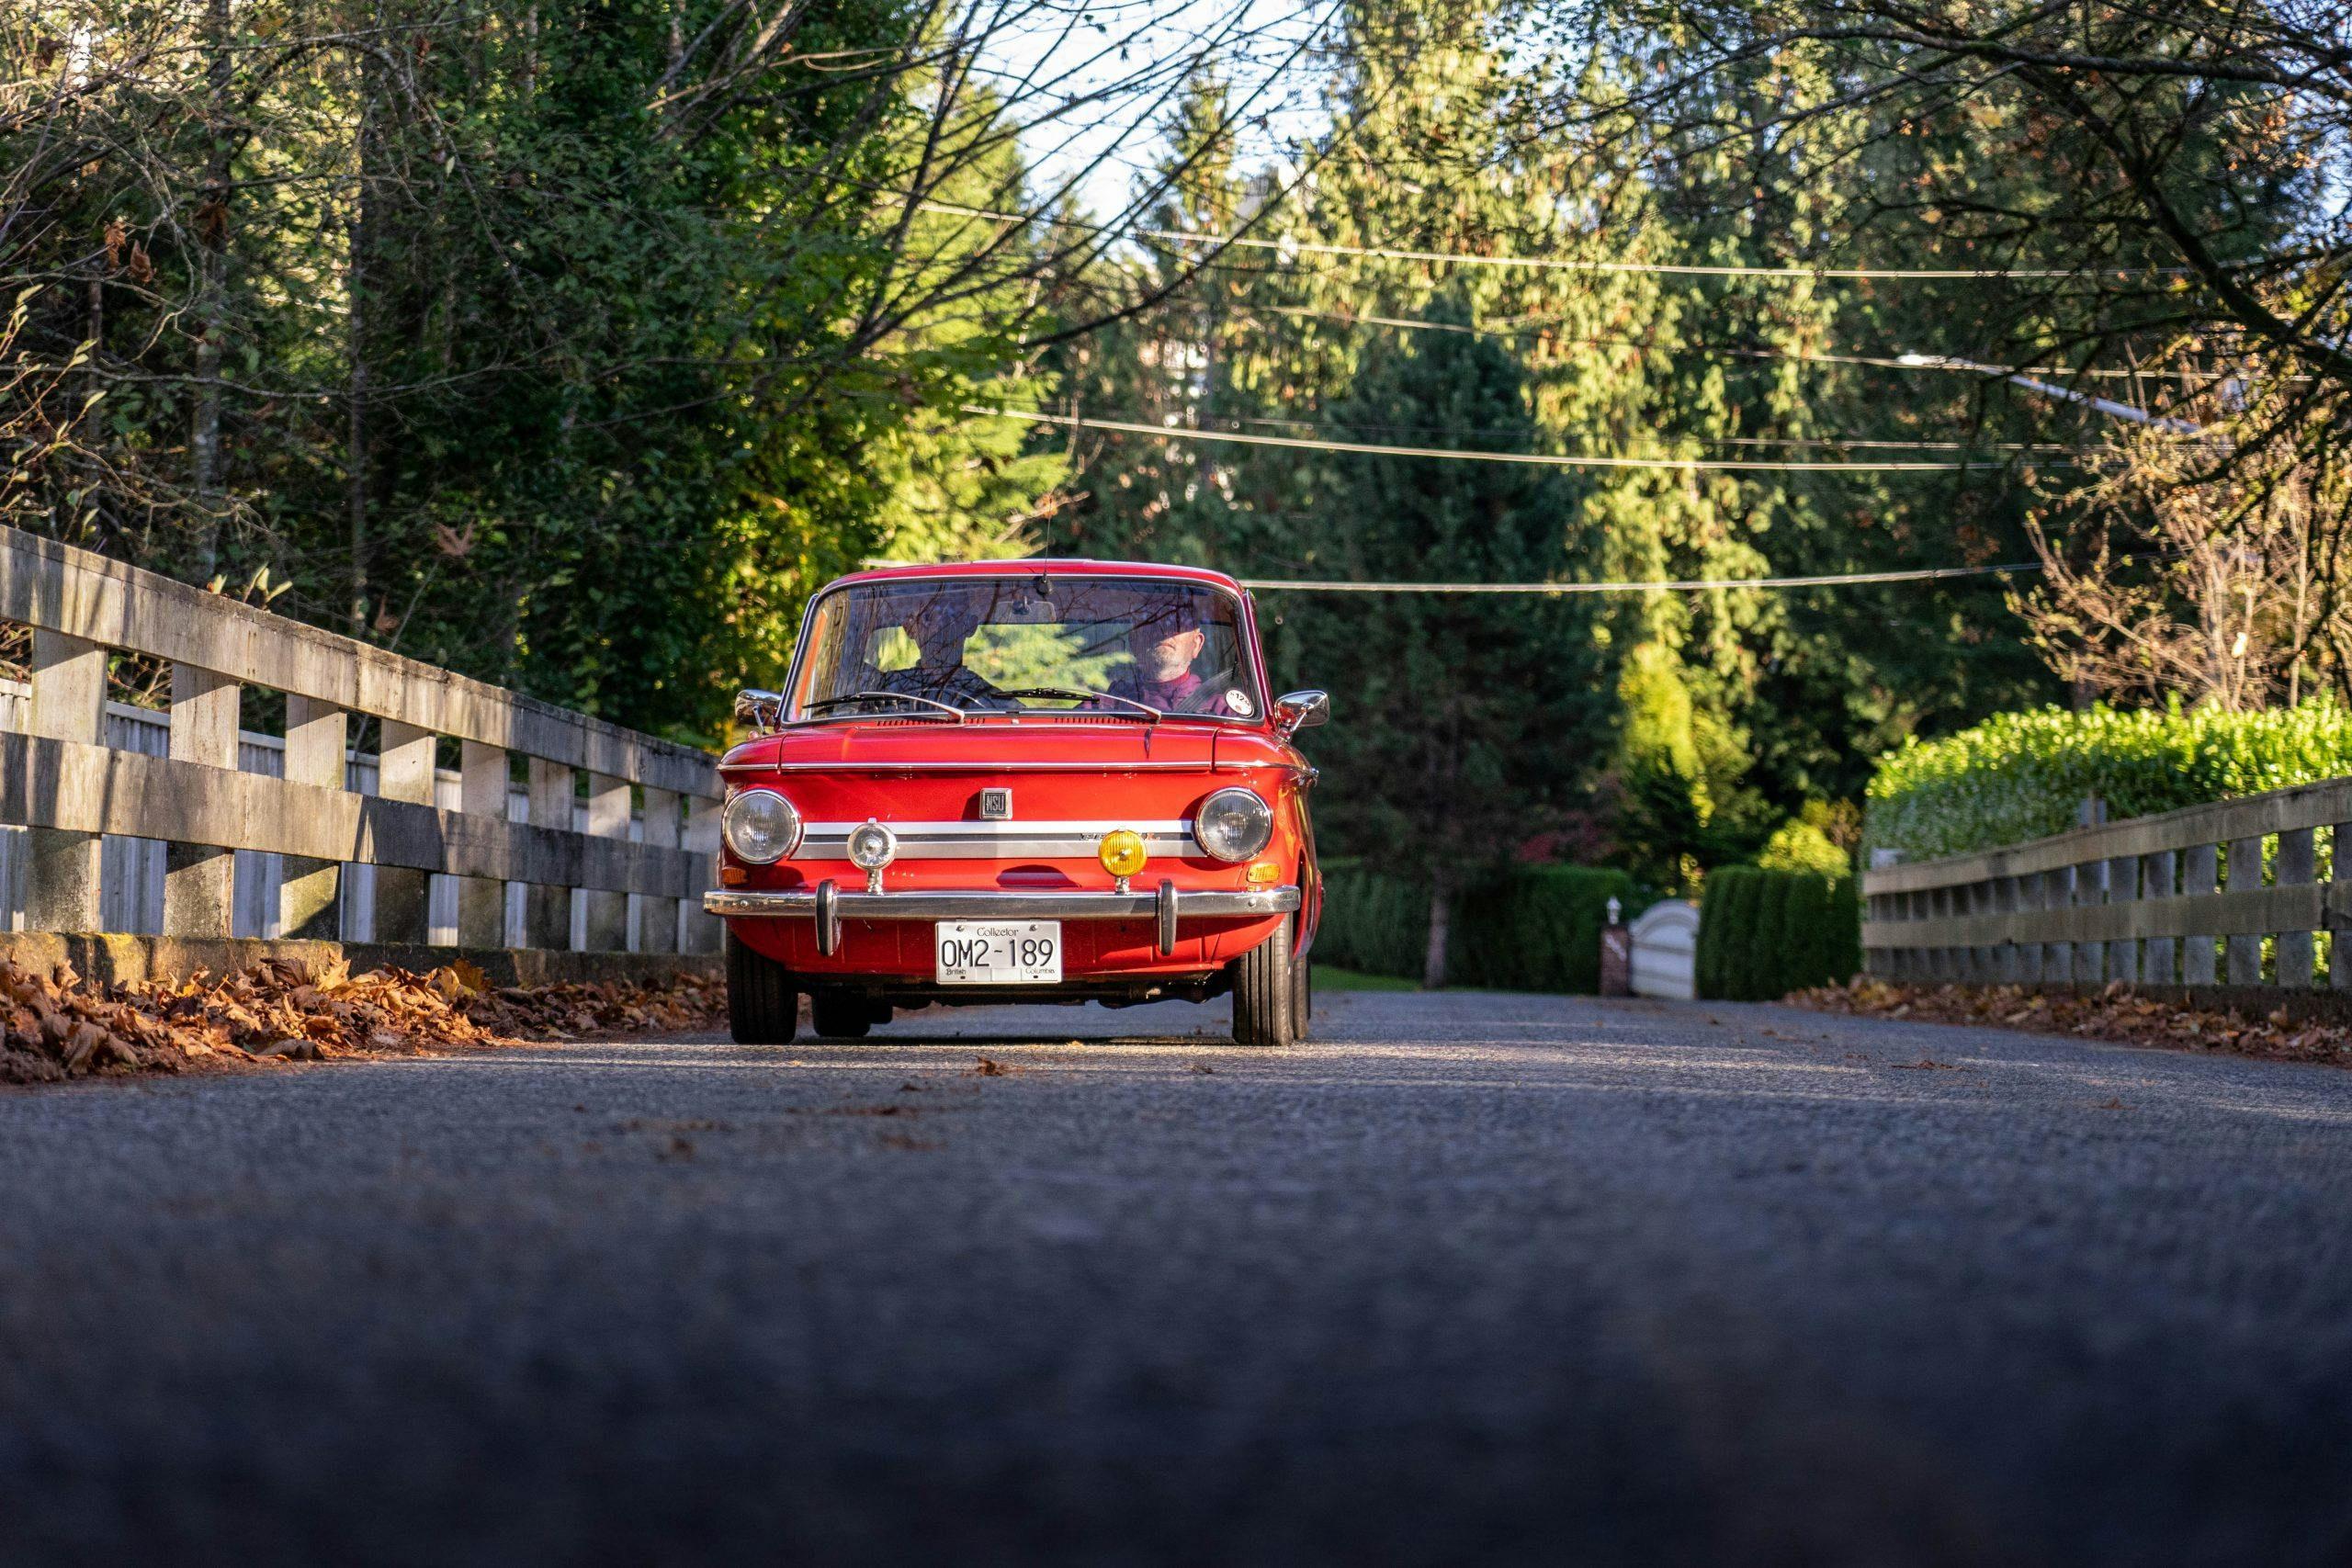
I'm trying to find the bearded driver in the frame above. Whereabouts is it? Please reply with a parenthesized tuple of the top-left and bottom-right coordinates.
(1103, 604, 1244, 715)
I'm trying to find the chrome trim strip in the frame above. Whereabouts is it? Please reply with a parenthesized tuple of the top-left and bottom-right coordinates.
(803, 818, 1189, 836)
(796, 818, 1193, 862)
(704, 886, 1301, 920)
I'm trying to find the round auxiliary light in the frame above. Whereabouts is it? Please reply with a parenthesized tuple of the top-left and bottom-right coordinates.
(1098, 829, 1148, 879)
(1194, 787, 1274, 863)
(846, 818, 899, 872)
(722, 788, 801, 864)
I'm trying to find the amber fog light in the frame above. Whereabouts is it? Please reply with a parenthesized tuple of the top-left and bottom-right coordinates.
(1098, 829, 1148, 879)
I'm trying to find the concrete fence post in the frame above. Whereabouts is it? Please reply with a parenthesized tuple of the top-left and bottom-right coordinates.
(638, 786, 680, 954)
(374, 720, 436, 944)
(582, 772, 631, 953)
(2225, 835, 2263, 986)
(2183, 843, 2220, 985)
(23, 629, 107, 932)
(162, 662, 241, 937)
(458, 739, 510, 949)
(280, 695, 347, 939)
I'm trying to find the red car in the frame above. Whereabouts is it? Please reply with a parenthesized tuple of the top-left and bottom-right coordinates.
(707, 560, 1327, 1045)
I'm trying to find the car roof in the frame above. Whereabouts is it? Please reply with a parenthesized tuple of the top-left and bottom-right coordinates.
(829, 558, 1249, 594)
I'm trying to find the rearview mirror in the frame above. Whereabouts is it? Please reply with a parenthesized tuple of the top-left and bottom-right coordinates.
(733, 688, 784, 732)
(1273, 690, 1329, 738)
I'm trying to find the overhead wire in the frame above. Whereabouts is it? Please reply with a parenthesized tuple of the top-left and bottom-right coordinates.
(967, 404, 2033, 471)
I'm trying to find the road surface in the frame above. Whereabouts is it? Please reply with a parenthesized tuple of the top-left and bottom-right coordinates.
(3, 988, 2349, 1565)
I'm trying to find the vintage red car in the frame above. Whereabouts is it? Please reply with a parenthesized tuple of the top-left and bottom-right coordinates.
(706, 560, 1327, 1045)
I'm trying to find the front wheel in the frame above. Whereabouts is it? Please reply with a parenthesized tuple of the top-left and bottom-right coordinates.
(726, 928, 798, 1044)
(1291, 945, 1312, 1042)
(1230, 919, 1299, 1047)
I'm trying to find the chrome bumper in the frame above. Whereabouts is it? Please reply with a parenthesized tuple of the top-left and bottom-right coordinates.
(704, 883, 1300, 957)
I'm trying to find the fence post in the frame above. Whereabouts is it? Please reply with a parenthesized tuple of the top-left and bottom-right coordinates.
(2105, 852, 2139, 986)
(684, 794, 721, 953)
(2334, 824, 2352, 992)
(162, 662, 241, 937)
(525, 758, 573, 949)
(2225, 834, 2263, 986)
(2277, 827, 2315, 987)
(279, 695, 347, 939)
(23, 629, 108, 932)
(582, 771, 631, 952)
(2184, 842, 2219, 985)
(2143, 849, 2177, 985)
(637, 786, 681, 954)
(375, 720, 435, 944)
(1991, 874, 2018, 982)
(458, 739, 510, 949)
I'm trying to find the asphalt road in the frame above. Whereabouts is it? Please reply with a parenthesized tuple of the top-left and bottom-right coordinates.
(3, 987, 2350, 1566)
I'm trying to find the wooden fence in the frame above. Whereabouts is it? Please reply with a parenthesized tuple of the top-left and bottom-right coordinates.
(1862, 778, 2352, 992)
(0, 525, 721, 958)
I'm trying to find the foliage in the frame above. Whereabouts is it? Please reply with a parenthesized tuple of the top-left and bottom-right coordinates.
(1313, 860, 1639, 993)
(1757, 818, 1851, 877)
(1695, 866, 1860, 1001)
(1865, 701, 2352, 861)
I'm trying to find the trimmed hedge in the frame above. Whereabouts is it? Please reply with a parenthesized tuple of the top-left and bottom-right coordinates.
(1312, 861, 1640, 993)
(1695, 866, 1860, 1001)
(1866, 700, 2352, 861)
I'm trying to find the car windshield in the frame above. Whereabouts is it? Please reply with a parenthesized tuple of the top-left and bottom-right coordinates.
(787, 575, 1263, 721)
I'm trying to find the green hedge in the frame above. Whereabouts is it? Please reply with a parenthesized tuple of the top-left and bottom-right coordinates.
(1312, 862, 1640, 993)
(1695, 866, 1860, 1000)
(1866, 700, 2352, 861)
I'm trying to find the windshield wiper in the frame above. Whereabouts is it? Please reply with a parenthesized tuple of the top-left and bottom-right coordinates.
(802, 691, 967, 723)
(1002, 687, 1161, 723)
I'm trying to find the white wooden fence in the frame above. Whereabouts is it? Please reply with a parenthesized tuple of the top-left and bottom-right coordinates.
(0, 525, 721, 957)
(1863, 777, 2352, 992)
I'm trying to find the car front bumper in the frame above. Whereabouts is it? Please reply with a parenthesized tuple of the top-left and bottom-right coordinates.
(704, 884, 1300, 957)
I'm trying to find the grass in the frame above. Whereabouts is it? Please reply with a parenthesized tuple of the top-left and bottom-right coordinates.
(1314, 965, 1419, 992)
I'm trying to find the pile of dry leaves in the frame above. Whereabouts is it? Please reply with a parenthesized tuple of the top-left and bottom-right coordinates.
(0, 954, 724, 1085)
(1790, 975, 2352, 1068)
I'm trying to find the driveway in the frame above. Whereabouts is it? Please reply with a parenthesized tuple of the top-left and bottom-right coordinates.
(3, 988, 2348, 1565)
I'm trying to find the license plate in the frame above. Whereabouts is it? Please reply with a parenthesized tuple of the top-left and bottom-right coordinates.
(934, 920, 1062, 985)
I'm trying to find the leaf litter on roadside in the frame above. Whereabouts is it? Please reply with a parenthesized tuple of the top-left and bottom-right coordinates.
(0, 956, 724, 1085)
(1792, 975, 2352, 1068)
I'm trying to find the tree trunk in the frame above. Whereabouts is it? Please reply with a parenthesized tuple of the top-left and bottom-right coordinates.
(1423, 876, 1452, 989)
(347, 17, 379, 634)
(189, 0, 232, 574)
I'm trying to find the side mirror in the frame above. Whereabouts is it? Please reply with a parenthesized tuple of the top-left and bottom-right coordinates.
(733, 688, 785, 732)
(1273, 689, 1329, 739)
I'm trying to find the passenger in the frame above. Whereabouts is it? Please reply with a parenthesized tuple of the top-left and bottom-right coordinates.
(876, 596, 1011, 709)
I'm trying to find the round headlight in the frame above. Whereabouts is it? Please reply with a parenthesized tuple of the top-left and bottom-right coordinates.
(1194, 788, 1273, 863)
(846, 819, 899, 872)
(723, 788, 801, 864)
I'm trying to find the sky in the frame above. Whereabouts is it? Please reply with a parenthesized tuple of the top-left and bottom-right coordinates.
(966, 0, 1341, 225)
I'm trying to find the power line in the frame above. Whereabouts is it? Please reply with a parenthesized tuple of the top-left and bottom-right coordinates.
(968, 405, 2025, 472)
(1238, 561, 2041, 593)
(920, 198, 2192, 283)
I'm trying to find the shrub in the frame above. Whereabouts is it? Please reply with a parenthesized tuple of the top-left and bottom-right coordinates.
(1866, 699, 2352, 861)
(1757, 818, 1851, 876)
(1308, 861, 1640, 992)
(1698, 867, 1860, 1000)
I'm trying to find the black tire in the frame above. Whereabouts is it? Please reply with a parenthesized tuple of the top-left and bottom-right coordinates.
(1291, 944, 1313, 1042)
(1231, 918, 1298, 1047)
(726, 929, 798, 1044)
(809, 990, 873, 1040)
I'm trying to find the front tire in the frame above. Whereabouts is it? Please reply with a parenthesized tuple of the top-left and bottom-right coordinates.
(1291, 944, 1312, 1042)
(726, 928, 798, 1044)
(809, 991, 873, 1040)
(1231, 918, 1299, 1047)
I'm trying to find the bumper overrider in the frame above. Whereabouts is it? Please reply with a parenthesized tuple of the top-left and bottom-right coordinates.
(704, 884, 1301, 957)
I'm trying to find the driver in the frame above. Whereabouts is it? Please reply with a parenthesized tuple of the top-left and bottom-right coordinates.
(876, 595, 1011, 710)
(1104, 606, 1242, 714)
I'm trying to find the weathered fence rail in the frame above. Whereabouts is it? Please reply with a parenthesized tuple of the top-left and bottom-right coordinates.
(1863, 776, 2352, 993)
(0, 525, 721, 971)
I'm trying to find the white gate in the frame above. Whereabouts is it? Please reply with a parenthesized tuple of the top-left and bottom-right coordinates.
(1630, 899, 1700, 1000)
